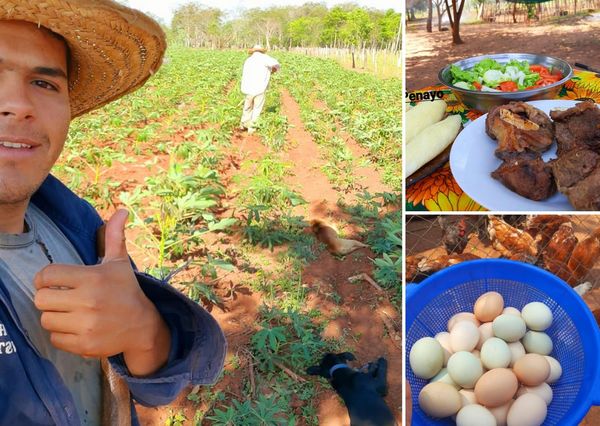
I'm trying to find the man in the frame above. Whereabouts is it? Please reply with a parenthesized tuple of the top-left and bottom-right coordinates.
(0, 1, 225, 425)
(240, 44, 281, 134)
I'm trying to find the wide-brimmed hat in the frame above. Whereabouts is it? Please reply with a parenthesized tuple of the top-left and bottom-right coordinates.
(248, 44, 267, 54)
(0, 0, 167, 117)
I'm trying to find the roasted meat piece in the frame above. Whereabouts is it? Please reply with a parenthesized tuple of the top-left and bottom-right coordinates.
(491, 152, 556, 201)
(486, 102, 554, 157)
(550, 101, 600, 155)
(550, 148, 600, 192)
(563, 167, 600, 210)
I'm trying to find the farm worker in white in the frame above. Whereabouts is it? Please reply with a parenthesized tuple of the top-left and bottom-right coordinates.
(240, 44, 280, 134)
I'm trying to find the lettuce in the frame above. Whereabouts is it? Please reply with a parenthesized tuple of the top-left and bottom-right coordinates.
(450, 64, 477, 84)
(473, 58, 503, 76)
(450, 58, 543, 90)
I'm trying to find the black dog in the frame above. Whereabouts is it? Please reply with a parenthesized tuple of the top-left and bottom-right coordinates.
(306, 352, 396, 426)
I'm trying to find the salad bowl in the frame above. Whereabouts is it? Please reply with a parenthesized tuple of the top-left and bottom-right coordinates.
(438, 53, 573, 112)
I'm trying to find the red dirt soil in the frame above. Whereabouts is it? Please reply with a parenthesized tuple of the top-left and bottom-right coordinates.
(128, 88, 401, 425)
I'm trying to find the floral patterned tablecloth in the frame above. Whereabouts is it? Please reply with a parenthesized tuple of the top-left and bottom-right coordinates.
(406, 70, 600, 211)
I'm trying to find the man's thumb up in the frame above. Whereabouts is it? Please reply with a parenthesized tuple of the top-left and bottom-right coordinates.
(102, 209, 130, 263)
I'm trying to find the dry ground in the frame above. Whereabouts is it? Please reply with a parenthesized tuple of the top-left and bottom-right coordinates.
(406, 14, 600, 90)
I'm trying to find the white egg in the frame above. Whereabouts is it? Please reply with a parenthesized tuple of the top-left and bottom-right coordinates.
(544, 356, 563, 383)
(517, 382, 553, 405)
(431, 367, 461, 389)
(493, 314, 526, 342)
(507, 393, 547, 426)
(503, 307, 521, 317)
(481, 337, 512, 369)
(409, 337, 444, 379)
(477, 322, 494, 350)
(521, 302, 553, 331)
(448, 312, 481, 331)
(522, 331, 553, 355)
(447, 351, 484, 389)
(456, 404, 496, 426)
(507, 341, 526, 367)
(451, 321, 480, 352)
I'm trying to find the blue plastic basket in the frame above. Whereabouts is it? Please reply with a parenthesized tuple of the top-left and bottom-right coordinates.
(406, 259, 600, 425)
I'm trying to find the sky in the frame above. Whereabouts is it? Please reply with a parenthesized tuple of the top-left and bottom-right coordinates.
(125, 0, 402, 25)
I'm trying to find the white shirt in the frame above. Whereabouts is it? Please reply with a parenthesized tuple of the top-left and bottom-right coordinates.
(241, 52, 280, 96)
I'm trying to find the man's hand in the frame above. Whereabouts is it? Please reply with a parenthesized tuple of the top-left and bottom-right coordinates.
(34, 209, 171, 376)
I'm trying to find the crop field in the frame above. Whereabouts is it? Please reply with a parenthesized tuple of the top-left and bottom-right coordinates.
(55, 48, 402, 425)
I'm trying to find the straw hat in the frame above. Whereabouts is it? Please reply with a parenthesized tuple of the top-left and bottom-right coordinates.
(0, 0, 167, 117)
(248, 44, 267, 54)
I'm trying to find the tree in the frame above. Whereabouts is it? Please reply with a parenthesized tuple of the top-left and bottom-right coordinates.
(444, 0, 466, 44)
(433, 0, 447, 31)
(321, 6, 347, 47)
(288, 16, 322, 47)
(427, 0, 433, 32)
(172, 4, 222, 48)
(473, 0, 487, 21)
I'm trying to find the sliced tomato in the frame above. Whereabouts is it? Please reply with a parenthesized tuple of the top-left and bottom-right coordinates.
(498, 81, 519, 92)
(473, 81, 482, 90)
(529, 64, 546, 73)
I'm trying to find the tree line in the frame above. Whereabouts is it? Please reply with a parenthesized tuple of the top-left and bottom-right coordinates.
(169, 2, 401, 52)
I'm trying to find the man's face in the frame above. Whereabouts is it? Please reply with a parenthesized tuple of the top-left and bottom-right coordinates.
(0, 20, 70, 205)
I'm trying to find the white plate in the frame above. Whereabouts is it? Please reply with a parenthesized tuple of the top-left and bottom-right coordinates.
(449, 100, 581, 211)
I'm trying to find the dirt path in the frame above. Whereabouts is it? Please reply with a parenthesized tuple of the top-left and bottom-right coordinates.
(279, 89, 342, 218)
(406, 16, 600, 90)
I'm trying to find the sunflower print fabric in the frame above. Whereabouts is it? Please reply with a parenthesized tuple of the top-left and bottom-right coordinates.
(405, 71, 600, 211)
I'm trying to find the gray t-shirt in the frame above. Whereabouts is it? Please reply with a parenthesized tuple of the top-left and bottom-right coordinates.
(0, 203, 101, 425)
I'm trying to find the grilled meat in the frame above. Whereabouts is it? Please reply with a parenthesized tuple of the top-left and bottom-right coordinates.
(550, 101, 600, 155)
(491, 152, 556, 201)
(486, 102, 554, 157)
(550, 148, 600, 192)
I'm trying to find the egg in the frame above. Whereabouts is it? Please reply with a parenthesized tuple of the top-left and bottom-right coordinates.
(431, 368, 460, 389)
(456, 404, 496, 426)
(489, 400, 514, 426)
(493, 314, 526, 342)
(451, 321, 480, 352)
(476, 322, 494, 350)
(516, 382, 553, 405)
(419, 382, 462, 418)
(447, 351, 484, 388)
(474, 291, 505, 322)
(507, 341, 526, 367)
(448, 312, 481, 331)
(459, 389, 478, 407)
(409, 337, 444, 379)
(435, 332, 453, 365)
(507, 393, 547, 426)
(475, 368, 518, 408)
(522, 331, 553, 355)
(544, 356, 562, 383)
(480, 337, 511, 369)
(521, 302, 553, 331)
(513, 354, 550, 386)
(503, 307, 521, 317)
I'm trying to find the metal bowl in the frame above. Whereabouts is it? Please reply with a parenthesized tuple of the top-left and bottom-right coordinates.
(438, 53, 573, 112)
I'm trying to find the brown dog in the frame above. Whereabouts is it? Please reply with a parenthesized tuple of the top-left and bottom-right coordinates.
(311, 219, 369, 256)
